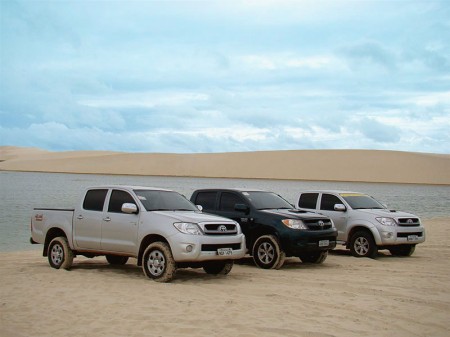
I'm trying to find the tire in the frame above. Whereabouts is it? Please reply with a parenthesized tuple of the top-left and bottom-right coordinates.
(48, 236, 74, 270)
(252, 235, 283, 269)
(349, 231, 377, 258)
(299, 251, 328, 264)
(389, 244, 416, 257)
(142, 242, 176, 282)
(106, 255, 129, 265)
(203, 261, 234, 275)
(274, 250, 286, 270)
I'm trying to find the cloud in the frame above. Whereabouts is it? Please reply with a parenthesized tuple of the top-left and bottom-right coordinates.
(1, 0, 449, 154)
(339, 41, 397, 72)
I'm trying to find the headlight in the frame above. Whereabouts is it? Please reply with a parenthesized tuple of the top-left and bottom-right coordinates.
(282, 219, 307, 229)
(376, 217, 396, 226)
(173, 222, 203, 235)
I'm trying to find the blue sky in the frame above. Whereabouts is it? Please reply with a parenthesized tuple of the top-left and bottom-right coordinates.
(1, 0, 449, 154)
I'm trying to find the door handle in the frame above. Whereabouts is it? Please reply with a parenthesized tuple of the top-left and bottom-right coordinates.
(77, 215, 83, 220)
(103, 217, 111, 222)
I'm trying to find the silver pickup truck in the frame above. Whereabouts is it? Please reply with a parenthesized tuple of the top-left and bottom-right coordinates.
(297, 190, 425, 258)
(31, 185, 246, 282)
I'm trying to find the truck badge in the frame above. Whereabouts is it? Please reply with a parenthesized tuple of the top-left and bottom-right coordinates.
(218, 225, 227, 232)
(318, 220, 324, 227)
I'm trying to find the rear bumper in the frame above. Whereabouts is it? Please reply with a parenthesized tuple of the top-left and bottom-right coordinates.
(30, 237, 39, 244)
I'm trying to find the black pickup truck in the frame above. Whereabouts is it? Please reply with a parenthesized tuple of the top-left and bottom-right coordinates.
(190, 188, 338, 269)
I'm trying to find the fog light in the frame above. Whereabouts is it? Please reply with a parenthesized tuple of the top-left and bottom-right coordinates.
(382, 232, 393, 239)
(186, 245, 193, 252)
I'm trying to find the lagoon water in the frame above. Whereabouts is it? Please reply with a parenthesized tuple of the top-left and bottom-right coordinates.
(1, 171, 449, 252)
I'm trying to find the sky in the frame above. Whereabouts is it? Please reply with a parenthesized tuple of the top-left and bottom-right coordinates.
(1, 0, 449, 154)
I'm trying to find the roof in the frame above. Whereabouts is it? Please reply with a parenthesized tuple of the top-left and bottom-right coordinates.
(300, 190, 367, 195)
(194, 187, 268, 193)
(85, 185, 173, 192)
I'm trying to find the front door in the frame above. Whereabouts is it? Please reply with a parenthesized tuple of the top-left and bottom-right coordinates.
(101, 189, 139, 254)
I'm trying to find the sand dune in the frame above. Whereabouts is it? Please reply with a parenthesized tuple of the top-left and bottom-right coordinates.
(1, 146, 449, 185)
(1, 218, 449, 337)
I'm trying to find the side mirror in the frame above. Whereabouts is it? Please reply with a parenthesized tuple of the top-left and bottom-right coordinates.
(235, 203, 250, 214)
(196, 205, 203, 212)
(122, 203, 138, 214)
(334, 204, 346, 212)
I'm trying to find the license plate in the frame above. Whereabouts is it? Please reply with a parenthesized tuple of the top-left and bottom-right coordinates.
(407, 235, 419, 241)
(217, 248, 233, 256)
(319, 240, 330, 247)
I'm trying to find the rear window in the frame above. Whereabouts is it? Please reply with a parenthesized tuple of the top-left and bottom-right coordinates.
(83, 189, 108, 211)
(194, 192, 217, 211)
(298, 193, 319, 209)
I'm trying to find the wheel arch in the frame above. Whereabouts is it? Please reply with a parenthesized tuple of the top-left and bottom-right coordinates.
(43, 227, 68, 257)
(137, 234, 170, 266)
(248, 225, 279, 252)
(346, 223, 381, 248)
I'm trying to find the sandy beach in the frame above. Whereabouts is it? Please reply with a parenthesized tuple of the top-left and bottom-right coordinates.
(1, 217, 449, 337)
(1, 146, 449, 185)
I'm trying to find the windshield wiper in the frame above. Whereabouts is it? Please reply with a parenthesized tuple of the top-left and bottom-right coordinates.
(173, 209, 195, 211)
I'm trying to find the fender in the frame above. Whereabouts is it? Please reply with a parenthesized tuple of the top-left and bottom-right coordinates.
(346, 219, 382, 245)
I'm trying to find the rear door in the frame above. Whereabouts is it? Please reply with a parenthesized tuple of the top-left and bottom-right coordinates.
(101, 189, 140, 253)
(73, 189, 107, 250)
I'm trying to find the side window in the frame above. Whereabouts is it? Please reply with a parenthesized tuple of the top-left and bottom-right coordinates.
(320, 194, 342, 211)
(219, 192, 244, 212)
(195, 192, 217, 211)
(298, 193, 319, 209)
(108, 190, 136, 213)
(83, 189, 108, 211)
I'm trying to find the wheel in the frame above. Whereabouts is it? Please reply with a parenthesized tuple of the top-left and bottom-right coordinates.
(349, 231, 377, 258)
(389, 244, 416, 256)
(252, 235, 283, 269)
(106, 255, 129, 265)
(203, 261, 234, 275)
(48, 236, 74, 270)
(142, 242, 176, 282)
(299, 251, 328, 264)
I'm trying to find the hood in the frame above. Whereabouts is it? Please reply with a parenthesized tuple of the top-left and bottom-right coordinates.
(356, 208, 418, 218)
(261, 208, 329, 220)
(150, 211, 236, 224)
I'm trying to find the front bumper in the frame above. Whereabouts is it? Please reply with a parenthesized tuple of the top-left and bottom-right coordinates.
(378, 227, 426, 246)
(279, 229, 338, 256)
(168, 233, 246, 262)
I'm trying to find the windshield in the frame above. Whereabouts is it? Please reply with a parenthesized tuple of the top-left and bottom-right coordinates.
(340, 193, 385, 210)
(245, 191, 293, 210)
(134, 190, 198, 212)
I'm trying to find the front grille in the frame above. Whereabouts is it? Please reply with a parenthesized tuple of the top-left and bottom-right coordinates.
(397, 232, 423, 238)
(201, 243, 241, 251)
(303, 219, 333, 230)
(397, 218, 420, 227)
(203, 223, 237, 235)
